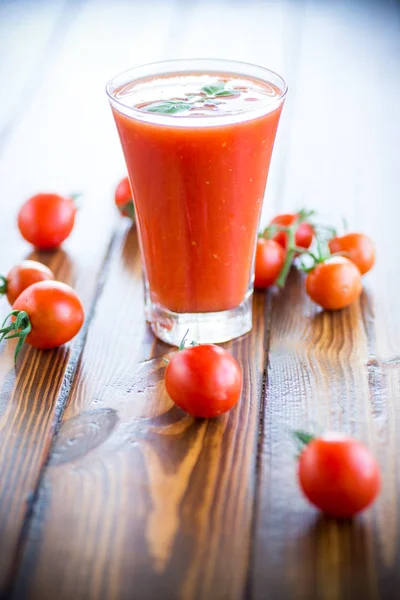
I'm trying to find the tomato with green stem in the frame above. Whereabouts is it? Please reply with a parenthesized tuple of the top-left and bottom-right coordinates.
(0, 281, 84, 362)
(260, 210, 315, 289)
(164, 334, 242, 418)
(254, 238, 285, 289)
(295, 431, 380, 518)
(269, 211, 314, 250)
(0, 260, 54, 305)
(329, 233, 375, 275)
(115, 177, 135, 220)
(18, 193, 77, 250)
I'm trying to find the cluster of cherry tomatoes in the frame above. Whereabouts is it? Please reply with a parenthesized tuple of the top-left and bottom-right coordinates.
(0, 182, 380, 519)
(160, 209, 379, 519)
(0, 180, 135, 362)
(0, 262, 84, 361)
(1, 193, 85, 362)
(255, 210, 375, 310)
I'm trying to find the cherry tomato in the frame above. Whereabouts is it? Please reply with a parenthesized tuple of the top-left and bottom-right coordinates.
(306, 257, 362, 310)
(18, 193, 76, 250)
(0, 260, 54, 305)
(329, 233, 375, 275)
(270, 213, 314, 250)
(254, 238, 285, 289)
(298, 432, 381, 518)
(165, 344, 242, 418)
(115, 177, 135, 219)
(0, 281, 84, 361)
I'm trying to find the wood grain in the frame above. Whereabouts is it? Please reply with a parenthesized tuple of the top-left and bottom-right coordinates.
(0, 0, 122, 593)
(0, 0, 186, 592)
(0, 0, 399, 599)
(251, 0, 400, 598)
(0, 1, 94, 592)
(4, 1, 294, 598)
(252, 275, 381, 600)
(12, 225, 267, 600)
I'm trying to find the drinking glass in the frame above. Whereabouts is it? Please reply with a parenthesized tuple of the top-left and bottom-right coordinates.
(107, 59, 287, 345)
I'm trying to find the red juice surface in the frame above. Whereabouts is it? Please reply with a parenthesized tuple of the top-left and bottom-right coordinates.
(111, 72, 284, 313)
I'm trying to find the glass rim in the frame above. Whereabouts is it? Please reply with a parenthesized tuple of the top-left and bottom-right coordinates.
(106, 58, 288, 128)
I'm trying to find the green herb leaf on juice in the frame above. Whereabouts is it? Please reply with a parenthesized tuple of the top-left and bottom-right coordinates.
(142, 82, 239, 115)
(200, 82, 227, 95)
(201, 82, 238, 98)
(145, 101, 193, 115)
(214, 89, 238, 97)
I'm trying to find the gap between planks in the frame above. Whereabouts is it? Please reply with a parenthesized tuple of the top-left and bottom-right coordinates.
(244, 1, 309, 597)
(1, 226, 122, 600)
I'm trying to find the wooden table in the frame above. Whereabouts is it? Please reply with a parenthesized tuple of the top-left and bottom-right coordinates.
(1, 0, 399, 598)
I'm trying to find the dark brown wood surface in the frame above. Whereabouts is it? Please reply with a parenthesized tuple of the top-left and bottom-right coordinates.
(0, 0, 399, 599)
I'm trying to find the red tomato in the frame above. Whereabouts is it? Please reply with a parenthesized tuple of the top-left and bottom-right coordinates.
(165, 344, 242, 418)
(306, 257, 362, 310)
(18, 193, 76, 250)
(254, 238, 285, 289)
(13, 281, 84, 348)
(298, 432, 381, 518)
(0, 260, 54, 305)
(329, 233, 375, 275)
(0, 281, 84, 361)
(270, 213, 314, 250)
(115, 177, 135, 219)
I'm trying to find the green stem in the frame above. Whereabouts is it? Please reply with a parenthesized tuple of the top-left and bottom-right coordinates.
(276, 248, 295, 288)
(122, 201, 135, 221)
(261, 224, 284, 239)
(0, 310, 31, 363)
(69, 192, 81, 211)
(293, 430, 316, 458)
(297, 231, 333, 273)
(272, 210, 315, 287)
(0, 275, 7, 295)
(293, 430, 315, 446)
(314, 224, 337, 238)
(179, 329, 190, 351)
(276, 225, 297, 288)
(292, 245, 310, 255)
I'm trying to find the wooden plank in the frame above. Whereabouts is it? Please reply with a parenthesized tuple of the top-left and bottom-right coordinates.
(9, 1, 296, 598)
(0, 0, 178, 594)
(12, 227, 267, 600)
(359, 0, 400, 594)
(252, 0, 400, 598)
(0, 0, 88, 589)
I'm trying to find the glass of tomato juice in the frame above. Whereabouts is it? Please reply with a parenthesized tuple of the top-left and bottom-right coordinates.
(107, 59, 287, 345)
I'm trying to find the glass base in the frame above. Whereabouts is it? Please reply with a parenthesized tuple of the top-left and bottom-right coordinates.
(147, 293, 253, 346)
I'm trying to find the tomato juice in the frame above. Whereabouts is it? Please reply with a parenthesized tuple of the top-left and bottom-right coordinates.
(107, 60, 286, 344)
